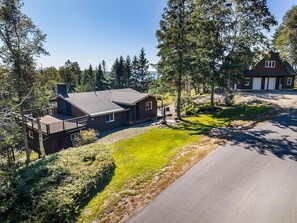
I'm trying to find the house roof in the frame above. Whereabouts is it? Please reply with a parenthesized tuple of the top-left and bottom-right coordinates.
(59, 88, 151, 117)
(247, 51, 296, 77)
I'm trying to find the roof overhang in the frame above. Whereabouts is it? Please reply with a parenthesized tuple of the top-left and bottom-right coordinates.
(90, 108, 130, 117)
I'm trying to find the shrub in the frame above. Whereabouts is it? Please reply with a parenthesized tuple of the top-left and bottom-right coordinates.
(0, 144, 115, 223)
(183, 101, 213, 116)
(79, 129, 97, 146)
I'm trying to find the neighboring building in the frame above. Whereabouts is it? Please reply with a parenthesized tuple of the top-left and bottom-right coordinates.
(21, 84, 157, 154)
(235, 51, 296, 91)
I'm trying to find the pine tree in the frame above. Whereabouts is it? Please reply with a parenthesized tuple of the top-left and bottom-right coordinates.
(95, 63, 108, 91)
(131, 55, 139, 89)
(124, 56, 132, 87)
(156, 0, 194, 119)
(110, 58, 119, 89)
(137, 48, 151, 92)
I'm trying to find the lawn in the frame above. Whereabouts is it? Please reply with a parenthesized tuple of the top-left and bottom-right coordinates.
(79, 128, 201, 222)
(78, 103, 273, 222)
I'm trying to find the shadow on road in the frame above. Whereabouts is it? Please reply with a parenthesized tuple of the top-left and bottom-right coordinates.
(221, 111, 297, 162)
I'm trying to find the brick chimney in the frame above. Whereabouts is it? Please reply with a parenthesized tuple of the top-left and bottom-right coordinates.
(57, 83, 68, 97)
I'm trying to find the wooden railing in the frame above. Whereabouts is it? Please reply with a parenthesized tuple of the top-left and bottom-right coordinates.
(45, 116, 89, 134)
(12, 112, 89, 135)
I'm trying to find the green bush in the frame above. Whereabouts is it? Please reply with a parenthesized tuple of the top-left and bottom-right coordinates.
(0, 144, 114, 223)
(183, 102, 213, 116)
(79, 129, 97, 146)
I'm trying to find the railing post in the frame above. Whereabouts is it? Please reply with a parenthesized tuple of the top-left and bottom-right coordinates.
(63, 121, 65, 131)
(76, 119, 79, 128)
(46, 124, 50, 134)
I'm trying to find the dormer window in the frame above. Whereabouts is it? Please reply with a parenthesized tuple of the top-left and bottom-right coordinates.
(265, 61, 276, 68)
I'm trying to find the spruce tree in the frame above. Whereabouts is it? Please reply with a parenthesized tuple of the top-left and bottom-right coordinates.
(137, 48, 151, 92)
(95, 63, 107, 91)
(131, 55, 139, 89)
(156, 0, 194, 119)
(124, 56, 132, 87)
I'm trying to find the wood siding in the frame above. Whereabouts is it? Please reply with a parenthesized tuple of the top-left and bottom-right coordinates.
(87, 111, 129, 132)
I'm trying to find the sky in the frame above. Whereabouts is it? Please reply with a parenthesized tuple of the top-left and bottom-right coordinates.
(22, 0, 296, 71)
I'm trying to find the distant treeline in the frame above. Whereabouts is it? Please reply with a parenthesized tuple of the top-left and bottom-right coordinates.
(42, 48, 152, 94)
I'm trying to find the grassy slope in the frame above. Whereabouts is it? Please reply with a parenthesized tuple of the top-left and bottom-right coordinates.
(79, 128, 200, 221)
(79, 103, 272, 222)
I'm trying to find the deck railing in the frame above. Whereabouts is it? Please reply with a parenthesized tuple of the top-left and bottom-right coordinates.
(12, 112, 89, 135)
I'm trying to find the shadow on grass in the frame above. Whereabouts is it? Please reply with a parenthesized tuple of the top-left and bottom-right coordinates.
(166, 104, 273, 136)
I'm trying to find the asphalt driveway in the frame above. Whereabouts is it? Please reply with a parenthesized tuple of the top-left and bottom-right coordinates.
(129, 110, 297, 223)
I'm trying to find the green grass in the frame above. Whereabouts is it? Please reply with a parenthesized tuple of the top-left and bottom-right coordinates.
(179, 103, 273, 134)
(79, 103, 273, 222)
(79, 128, 200, 221)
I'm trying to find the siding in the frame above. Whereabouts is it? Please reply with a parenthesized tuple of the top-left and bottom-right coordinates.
(137, 96, 158, 120)
(88, 111, 129, 132)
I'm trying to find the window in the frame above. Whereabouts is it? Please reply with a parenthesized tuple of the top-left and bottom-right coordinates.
(28, 130, 34, 139)
(70, 133, 80, 141)
(287, 77, 293, 86)
(244, 78, 250, 86)
(265, 61, 276, 68)
(105, 113, 115, 123)
(145, 101, 153, 110)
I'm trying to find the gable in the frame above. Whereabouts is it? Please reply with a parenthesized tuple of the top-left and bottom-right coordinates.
(251, 52, 296, 76)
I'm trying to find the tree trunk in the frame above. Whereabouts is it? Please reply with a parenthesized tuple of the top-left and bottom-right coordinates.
(210, 81, 215, 110)
(176, 73, 182, 120)
(224, 87, 232, 107)
(203, 82, 207, 94)
(37, 117, 46, 159)
(21, 116, 30, 166)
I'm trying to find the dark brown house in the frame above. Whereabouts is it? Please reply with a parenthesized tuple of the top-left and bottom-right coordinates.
(236, 51, 296, 91)
(23, 84, 157, 154)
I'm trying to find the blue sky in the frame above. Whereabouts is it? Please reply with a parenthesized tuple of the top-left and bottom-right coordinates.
(23, 0, 296, 71)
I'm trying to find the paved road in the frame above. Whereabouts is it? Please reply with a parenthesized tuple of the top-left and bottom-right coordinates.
(129, 110, 297, 223)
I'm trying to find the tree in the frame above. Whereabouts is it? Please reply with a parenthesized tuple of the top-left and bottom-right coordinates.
(137, 48, 151, 92)
(0, 0, 48, 164)
(95, 63, 108, 91)
(273, 5, 297, 69)
(110, 56, 125, 89)
(131, 55, 139, 89)
(59, 60, 81, 92)
(156, 0, 194, 119)
(191, 0, 277, 107)
(124, 56, 132, 87)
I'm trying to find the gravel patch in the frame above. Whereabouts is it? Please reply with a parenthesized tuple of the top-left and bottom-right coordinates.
(97, 122, 158, 145)
(234, 91, 297, 109)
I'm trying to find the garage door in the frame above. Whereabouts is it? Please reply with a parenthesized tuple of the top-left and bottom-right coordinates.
(268, 78, 276, 90)
(252, 78, 262, 90)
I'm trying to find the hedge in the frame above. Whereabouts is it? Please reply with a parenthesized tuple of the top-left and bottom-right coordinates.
(0, 144, 115, 222)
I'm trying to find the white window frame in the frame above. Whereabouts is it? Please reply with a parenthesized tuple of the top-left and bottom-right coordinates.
(70, 133, 80, 141)
(145, 101, 153, 110)
(265, 61, 276, 68)
(105, 113, 115, 123)
(287, 77, 293, 86)
(244, 78, 250, 86)
(28, 130, 34, 139)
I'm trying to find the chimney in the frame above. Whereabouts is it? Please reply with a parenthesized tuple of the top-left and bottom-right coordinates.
(57, 83, 68, 97)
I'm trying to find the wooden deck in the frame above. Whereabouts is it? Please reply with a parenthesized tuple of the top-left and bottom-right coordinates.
(13, 111, 89, 135)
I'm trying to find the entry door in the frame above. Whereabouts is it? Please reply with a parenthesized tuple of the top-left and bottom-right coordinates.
(252, 78, 262, 90)
(279, 78, 283, 89)
(268, 78, 276, 90)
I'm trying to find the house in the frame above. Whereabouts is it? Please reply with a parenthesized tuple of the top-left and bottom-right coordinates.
(21, 84, 157, 154)
(235, 51, 296, 91)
